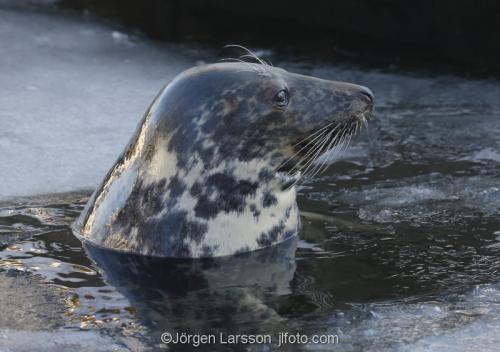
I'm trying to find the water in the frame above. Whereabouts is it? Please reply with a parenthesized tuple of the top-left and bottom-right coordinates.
(1, 5, 500, 352)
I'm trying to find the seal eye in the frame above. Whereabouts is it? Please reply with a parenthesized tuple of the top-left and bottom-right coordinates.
(273, 89, 289, 108)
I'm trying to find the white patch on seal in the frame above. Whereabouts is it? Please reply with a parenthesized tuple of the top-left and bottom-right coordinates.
(189, 186, 299, 257)
(141, 137, 178, 185)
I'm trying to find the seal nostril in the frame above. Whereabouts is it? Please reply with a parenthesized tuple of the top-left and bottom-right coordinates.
(359, 89, 374, 105)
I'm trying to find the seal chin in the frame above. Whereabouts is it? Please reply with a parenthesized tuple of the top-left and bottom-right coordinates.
(359, 103, 374, 122)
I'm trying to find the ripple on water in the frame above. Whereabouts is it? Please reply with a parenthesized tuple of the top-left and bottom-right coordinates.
(0, 195, 147, 347)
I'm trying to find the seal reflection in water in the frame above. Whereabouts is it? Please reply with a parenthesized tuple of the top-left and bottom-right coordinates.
(84, 237, 297, 343)
(73, 50, 374, 258)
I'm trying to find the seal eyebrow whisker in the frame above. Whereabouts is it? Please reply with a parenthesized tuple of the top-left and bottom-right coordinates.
(225, 44, 267, 66)
(238, 54, 266, 65)
(236, 69, 262, 75)
(238, 54, 273, 67)
(223, 44, 271, 76)
(219, 57, 264, 75)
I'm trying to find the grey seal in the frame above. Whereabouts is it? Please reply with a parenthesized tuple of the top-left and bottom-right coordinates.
(73, 55, 373, 258)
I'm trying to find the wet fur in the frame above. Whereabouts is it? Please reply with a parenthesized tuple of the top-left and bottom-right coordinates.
(73, 59, 372, 258)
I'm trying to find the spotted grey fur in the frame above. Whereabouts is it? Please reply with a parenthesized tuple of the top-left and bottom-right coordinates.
(73, 61, 373, 258)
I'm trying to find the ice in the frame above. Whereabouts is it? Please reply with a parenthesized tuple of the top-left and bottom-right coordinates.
(465, 147, 500, 162)
(303, 171, 500, 225)
(353, 283, 500, 352)
(0, 330, 144, 351)
(2, 6, 500, 201)
(302, 283, 500, 352)
(0, 8, 194, 200)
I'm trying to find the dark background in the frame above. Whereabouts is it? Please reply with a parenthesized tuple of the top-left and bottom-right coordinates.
(59, 0, 500, 71)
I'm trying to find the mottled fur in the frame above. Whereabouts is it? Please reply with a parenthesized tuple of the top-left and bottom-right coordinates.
(73, 62, 373, 257)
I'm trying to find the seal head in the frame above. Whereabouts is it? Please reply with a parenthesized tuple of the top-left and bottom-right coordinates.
(73, 61, 373, 257)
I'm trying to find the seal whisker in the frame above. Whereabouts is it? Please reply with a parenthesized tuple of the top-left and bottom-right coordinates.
(301, 128, 335, 179)
(318, 125, 347, 174)
(315, 122, 356, 176)
(306, 133, 335, 178)
(330, 133, 353, 174)
(284, 132, 329, 189)
(289, 118, 359, 184)
(363, 115, 369, 130)
(274, 127, 332, 173)
(292, 128, 334, 174)
(289, 136, 328, 181)
(292, 122, 335, 148)
(296, 123, 346, 176)
(308, 127, 345, 178)
(338, 126, 355, 158)
(275, 131, 329, 173)
(289, 130, 330, 180)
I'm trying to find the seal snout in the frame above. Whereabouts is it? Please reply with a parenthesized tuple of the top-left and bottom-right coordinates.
(359, 87, 375, 107)
(350, 86, 374, 121)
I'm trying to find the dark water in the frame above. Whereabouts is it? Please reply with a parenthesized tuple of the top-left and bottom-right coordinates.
(1, 4, 500, 352)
